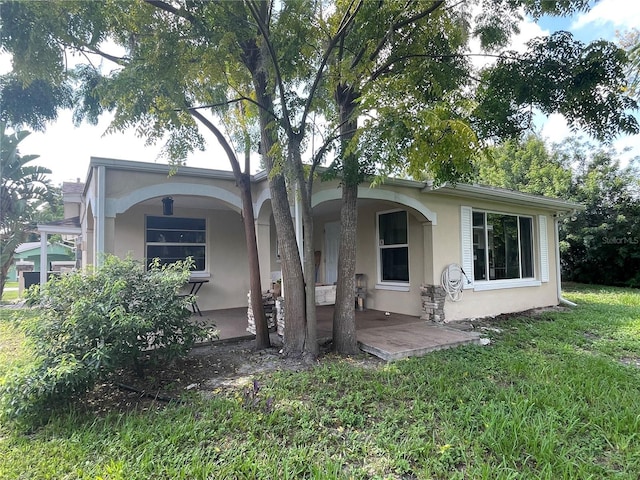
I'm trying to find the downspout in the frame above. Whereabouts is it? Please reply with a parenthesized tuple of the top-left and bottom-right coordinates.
(554, 213, 577, 307)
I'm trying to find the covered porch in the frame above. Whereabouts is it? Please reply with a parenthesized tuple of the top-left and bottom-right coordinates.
(194, 305, 481, 361)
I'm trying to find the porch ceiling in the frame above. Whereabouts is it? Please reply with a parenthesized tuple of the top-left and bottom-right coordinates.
(312, 198, 398, 217)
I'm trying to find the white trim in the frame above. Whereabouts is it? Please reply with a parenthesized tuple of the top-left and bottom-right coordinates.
(39, 234, 48, 286)
(189, 272, 211, 279)
(376, 209, 410, 285)
(473, 279, 542, 291)
(106, 183, 242, 216)
(539, 215, 549, 283)
(460, 206, 474, 289)
(312, 186, 437, 224)
(470, 209, 536, 284)
(96, 165, 106, 266)
(375, 283, 411, 292)
(425, 183, 583, 212)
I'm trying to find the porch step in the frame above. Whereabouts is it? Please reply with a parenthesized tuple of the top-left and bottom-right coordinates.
(357, 322, 482, 361)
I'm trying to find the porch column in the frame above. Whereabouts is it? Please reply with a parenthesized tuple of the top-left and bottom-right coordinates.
(39, 233, 48, 286)
(95, 165, 106, 266)
(255, 218, 272, 292)
(104, 216, 116, 255)
(422, 222, 435, 285)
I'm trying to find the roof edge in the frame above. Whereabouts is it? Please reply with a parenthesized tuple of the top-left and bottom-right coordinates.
(424, 183, 584, 212)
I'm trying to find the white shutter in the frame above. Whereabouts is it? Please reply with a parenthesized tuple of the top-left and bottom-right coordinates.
(538, 215, 549, 283)
(460, 206, 474, 289)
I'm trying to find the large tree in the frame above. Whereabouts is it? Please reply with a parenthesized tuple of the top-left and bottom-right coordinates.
(0, 122, 54, 297)
(1, 0, 638, 358)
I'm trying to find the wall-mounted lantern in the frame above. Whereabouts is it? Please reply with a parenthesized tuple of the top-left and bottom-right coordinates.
(162, 196, 174, 216)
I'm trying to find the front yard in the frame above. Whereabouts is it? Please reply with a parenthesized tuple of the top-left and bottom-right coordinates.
(1, 284, 639, 479)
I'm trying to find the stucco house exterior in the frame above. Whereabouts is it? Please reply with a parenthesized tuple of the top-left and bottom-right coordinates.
(56, 156, 581, 323)
(7, 241, 75, 282)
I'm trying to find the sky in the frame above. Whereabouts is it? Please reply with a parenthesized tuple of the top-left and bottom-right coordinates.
(4, 0, 640, 186)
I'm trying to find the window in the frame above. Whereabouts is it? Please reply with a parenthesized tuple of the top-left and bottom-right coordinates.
(146, 216, 206, 271)
(472, 211, 534, 281)
(378, 210, 409, 283)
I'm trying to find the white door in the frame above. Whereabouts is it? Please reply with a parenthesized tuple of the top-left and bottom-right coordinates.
(324, 221, 340, 284)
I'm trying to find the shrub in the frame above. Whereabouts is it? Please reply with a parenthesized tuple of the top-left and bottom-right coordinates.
(0, 255, 209, 427)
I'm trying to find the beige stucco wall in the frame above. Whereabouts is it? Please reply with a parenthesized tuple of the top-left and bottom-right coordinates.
(311, 198, 428, 317)
(428, 194, 559, 321)
(80, 160, 564, 322)
(311, 180, 561, 321)
(113, 203, 249, 311)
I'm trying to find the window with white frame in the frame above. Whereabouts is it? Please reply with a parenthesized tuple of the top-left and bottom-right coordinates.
(377, 210, 409, 283)
(472, 211, 534, 281)
(146, 216, 206, 271)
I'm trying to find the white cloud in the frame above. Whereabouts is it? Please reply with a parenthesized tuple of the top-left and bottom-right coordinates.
(539, 113, 640, 168)
(613, 134, 640, 168)
(572, 0, 640, 30)
(510, 15, 549, 52)
(539, 113, 574, 144)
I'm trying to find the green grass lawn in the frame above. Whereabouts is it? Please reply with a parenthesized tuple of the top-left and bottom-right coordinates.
(0, 282, 19, 303)
(1, 285, 639, 479)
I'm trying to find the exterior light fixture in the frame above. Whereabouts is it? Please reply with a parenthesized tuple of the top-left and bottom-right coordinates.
(162, 196, 174, 216)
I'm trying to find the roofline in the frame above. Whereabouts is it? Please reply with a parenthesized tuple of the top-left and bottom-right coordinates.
(37, 224, 82, 235)
(89, 157, 239, 180)
(423, 183, 584, 212)
(83, 158, 581, 212)
(88, 157, 270, 183)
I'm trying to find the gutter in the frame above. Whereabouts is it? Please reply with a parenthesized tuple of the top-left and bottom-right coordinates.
(554, 214, 577, 307)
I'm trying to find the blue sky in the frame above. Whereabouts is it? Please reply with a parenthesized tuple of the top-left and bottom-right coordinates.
(7, 0, 640, 184)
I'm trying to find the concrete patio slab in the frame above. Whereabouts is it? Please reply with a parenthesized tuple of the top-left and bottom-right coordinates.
(195, 306, 482, 361)
(357, 322, 482, 361)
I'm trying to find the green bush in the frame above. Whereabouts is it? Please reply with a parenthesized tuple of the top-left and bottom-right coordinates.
(0, 255, 209, 427)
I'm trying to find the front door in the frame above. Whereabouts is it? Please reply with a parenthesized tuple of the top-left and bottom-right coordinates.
(324, 221, 340, 284)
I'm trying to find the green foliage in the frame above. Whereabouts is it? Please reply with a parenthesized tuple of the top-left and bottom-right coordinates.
(618, 28, 640, 99)
(478, 134, 573, 197)
(0, 121, 54, 298)
(0, 75, 72, 131)
(0, 255, 206, 427)
(560, 145, 640, 287)
(475, 32, 639, 142)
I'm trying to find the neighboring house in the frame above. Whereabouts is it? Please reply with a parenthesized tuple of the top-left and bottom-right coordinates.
(7, 241, 75, 281)
(49, 156, 581, 322)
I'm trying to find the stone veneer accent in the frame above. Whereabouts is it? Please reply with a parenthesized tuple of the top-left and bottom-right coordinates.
(420, 284, 446, 323)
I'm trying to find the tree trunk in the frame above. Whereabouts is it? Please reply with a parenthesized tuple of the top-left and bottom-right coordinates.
(248, 53, 308, 356)
(332, 83, 360, 354)
(0, 259, 10, 300)
(189, 109, 270, 350)
(291, 141, 318, 358)
(238, 174, 270, 349)
(333, 182, 359, 353)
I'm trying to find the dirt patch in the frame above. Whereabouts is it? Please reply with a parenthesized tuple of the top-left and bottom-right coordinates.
(620, 357, 640, 368)
(83, 338, 382, 416)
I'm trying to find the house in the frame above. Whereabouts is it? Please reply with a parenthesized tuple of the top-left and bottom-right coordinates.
(7, 241, 75, 282)
(51, 156, 581, 323)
